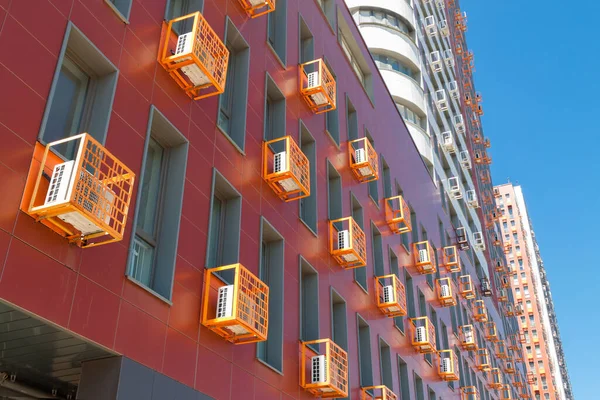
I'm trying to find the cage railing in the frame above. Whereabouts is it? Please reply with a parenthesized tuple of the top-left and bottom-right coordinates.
(436, 277, 456, 307)
(300, 338, 348, 398)
(384, 195, 411, 234)
(300, 58, 336, 114)
(329, 217, 367, 269)
(485, 322, 498, 342)
(238, 0, 275, 18)
(375, 274, 407, 317)
(412, 241, 437, 275)
(442, 245, 461, 273)
(262, 135, 310, 201)
(359, 385, 396, 400)
(459, 325, 477, 351)
(458, 275, 475, 299)
(348, 137, 379, 183)
(475, 348, 491, 371)
(437, 349, 459, 381)
(409, 316, 436, 354)
(488, 368, 503, 389)
(460, 386, 479, 400)
(473, 300, 487, 322)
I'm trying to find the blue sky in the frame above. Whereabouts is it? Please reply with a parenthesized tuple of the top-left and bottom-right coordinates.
(461, 0, 599, 398)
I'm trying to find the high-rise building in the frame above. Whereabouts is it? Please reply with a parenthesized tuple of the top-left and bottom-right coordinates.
(0, 0, 530, 399)
(494, 183, 573, 400)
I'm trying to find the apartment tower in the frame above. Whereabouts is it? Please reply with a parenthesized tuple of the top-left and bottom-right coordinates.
(494, 184, 573, 400)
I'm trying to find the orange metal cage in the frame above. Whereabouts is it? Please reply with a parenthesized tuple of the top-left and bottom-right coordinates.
(384, 195, 412, 234)
(459, 325, 477, 351)
(348, 137, 379, 183)
(475, 348, 491, 371)
(437, 349, 459, 381)
(442, 245, 461, 273)
(262, 135, 310, 202)
(485, 322, 498, 342)
(360, 385, 396, 400)
(504, 359, 516, 374)
(329, 217, 367, 269)
(458, 275, 475, 300)
(375, 274, 407, 317)
(158, 12, 229, 100)
(412, 241, 437, 274)
(488, 368, 503, 389)
(238, 0, 275, 18)
(201, 264, 269, 344)
(500, 384, 512, 400)
(436, 277, 457, 307)
(461, 386, 479, 400)
(473, 300, 487, 322)
(495, 340, 508, 359)
(300, 59, 336, 114)
(22, 134, 135, 248)
(300, 339, 348, 398)
(409, 316, 436, 354)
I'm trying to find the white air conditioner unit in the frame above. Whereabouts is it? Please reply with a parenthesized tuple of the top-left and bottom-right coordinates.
(443, 49, 454, 68)
(441, 357, 452, 373)
(382, 285, 395, 303)
(466, 190, 478, 208)
(441, 131, 455, 153)
(429, 51, 442, 72)
(311, 355, 327, 384)
(439, 19, 449, 36)
(481, 279, 491, 293)
(273, 152, 300, 192)
(463, 330, 474, 344)
(175, 32, 210, 86)
(354, 148, 372, 177)
(448, 81, 459, 99)
(459, 151, 472, 169)
(45, 161, 115, 235)
(453, 114, 465, 133)
(415, 326, 427, 343)
(435, 0, 445, 9)
(434, 89, 448, 111)
(448, 177, 462, 199)
(473, 232, 485, 250)
(337, 230, 358, 262)
(440, 284, 451, 298)
(418, 249, 429, 263)
(424, 16, 437, 37)
(307, 71, 328, 105)
(216, 285, 254, 335)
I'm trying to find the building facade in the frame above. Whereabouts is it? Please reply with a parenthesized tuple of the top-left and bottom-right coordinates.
(494, 184, 573, 400)
(0, 0, 527, 399)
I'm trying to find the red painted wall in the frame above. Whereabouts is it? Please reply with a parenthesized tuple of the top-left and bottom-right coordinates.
(0, 0, 504, 399)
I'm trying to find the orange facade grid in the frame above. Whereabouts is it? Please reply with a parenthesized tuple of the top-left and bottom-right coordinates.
(409, 317, 436, 354)
(384, 195, 411, 234)
(300, 339, 348, 398)
(201, 264, 269, 344)
(360, 385, 396, 400)
(159, 12, 229, 100)
(238, 0, 275, 18)
(23, 134, 135, 248)
(299, 59, 337, 114)
(412, 241, 437, 274)
(329, 217, 367, 269)
(348, 137, 379, 183)
(262, 135, 310, 201)
(375, 274, 407, 317)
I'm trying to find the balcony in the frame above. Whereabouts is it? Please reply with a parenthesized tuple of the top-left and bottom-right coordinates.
(381, 69, 426, 115)
(485, 322, 498, 342)
(436, 277, 457, 307)
(384, 195, 412, 234)
(300, 339, 348, 398)
(409, 316, 436, 353)
(488, 368, 503, 389)
(458, 275, 475, 299)
(461, 386, 479, 400)
(159, 12, 229, 100)
(329, 217, 367, 269)
(406, 122, 434, 167)
(201, 263, 269, 344)
(300, 59, 336, 114)
(459, 325, 477, 351)
(349, 137, 379, 183)
(442, 245, 461, 273)
(412, 241, 437, 274)
(375, 275, 407, 317)
(263, 136, 310, 201)
(473, 300, 487, 322)
(238, 0, 275, 17)
(475, 348, 491, 371)
(360, 385, 396, 400)
(22, 134, 135, 248)
(348, 0, 417, 32)
(438, 349, 459, 381)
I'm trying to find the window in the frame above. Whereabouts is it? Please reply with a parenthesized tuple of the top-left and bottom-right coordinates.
(515, 288, 521, 297)
(414, 373, 425, 400)
(40, 23, 118, 154)
(410, 209, 418, 245)
(331, 288, 348, 351)
(381, 157, 392, 199)
(398, 356, 410, 400)
(299, 16, 314, 64)
(372, 53, 418, 79)
(267, 0, 287, 64)
(389, 250, 404, 332)
(372, 223, 384, 277)
(523, 285, 530, 298)
(324, 58, 340, 144)
(299, 122, 317, 233)
(535, 344, 541, 357)
(206, 171, 242, 270)
(352, 195, 367, 291)
(532, 329, 538, 340)
(405, 271, 415, 318)
(366, 133, 378, 203)
(105, 0, 133, 21)
(346, 96, 358, 141)
(300, 257, 319, 346)
(328, 161, 343, 220)
(428, 388, 436, 400)
(257, 219, 285, 371)
(508, 206, 514, 217)
(357, 315, 373, 388)
(217, 19, 250, 151)
(379, 338, 393, 390)
(165, 0, 204, 34)
(316, 0, 336, 30)
(353, 8, 412, 36)
(526, 300, 532, 310)
(397, 184, 410, 250)
(128, 107, 188, 300)
(264, 74, 286, 141)
(396, 103, 424, 128)
(529, 314, 535, 324)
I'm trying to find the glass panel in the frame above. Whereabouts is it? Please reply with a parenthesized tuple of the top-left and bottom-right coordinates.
(137, 138, 164, 236)
(218, 46, 236, 133)
(131, 236, 155, 286)
(208, 195, 223, 268)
